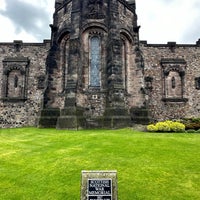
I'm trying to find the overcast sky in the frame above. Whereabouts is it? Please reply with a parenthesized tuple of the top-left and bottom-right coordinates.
(0, 0, 200, 44)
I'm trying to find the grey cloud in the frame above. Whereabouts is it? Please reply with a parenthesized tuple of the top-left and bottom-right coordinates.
(0, 0, 51, 41)
(181, 2, 200, 43)
(181, 20, 200, 44)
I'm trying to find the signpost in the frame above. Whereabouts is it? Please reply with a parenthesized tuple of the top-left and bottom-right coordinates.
(81, 171, 117, 200)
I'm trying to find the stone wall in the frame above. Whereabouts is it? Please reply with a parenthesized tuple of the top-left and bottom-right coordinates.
(141, 41, 200, 121)
(1, 0, 200, 129)
(0, 40, 50, 128)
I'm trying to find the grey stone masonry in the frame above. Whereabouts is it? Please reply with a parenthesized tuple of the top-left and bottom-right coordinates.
(38, 0, 140, 129)
(1, 0, 200, 128)
(141, 41, 200, 121)
(0, 40, 50, 128)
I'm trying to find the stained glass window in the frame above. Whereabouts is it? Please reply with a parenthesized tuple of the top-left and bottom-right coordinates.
(90, 36, 100, 87)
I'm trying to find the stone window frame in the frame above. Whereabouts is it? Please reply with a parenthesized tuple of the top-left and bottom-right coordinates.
(1, 57, 30, 102)
(59, 34, 70, 92)
(161, 58, 188, 103)
(120, 32, 133, 92)
(82, 27, 107, 91)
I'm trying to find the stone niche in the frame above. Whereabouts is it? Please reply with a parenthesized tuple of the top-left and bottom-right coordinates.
(1, 57, 30, 102)
(161, 58, 188, 103)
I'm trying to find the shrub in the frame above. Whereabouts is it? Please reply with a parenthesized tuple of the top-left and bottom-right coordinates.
(181, 118, 200, 130)
(147, 120, 185, 133)
(170, 121, 185, 132)
(147, 124, 158, 132)
(186, 129, 196, 133)
(195, 129, 200, 133)
(156, 121, 171, 132)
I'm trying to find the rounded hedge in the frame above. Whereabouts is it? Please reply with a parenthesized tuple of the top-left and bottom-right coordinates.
(147, 120, 185, 132)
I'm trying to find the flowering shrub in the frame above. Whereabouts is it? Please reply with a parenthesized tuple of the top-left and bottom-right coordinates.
(147, 120, 185, 132)
(156, 121, 171, 132)
(147, 124, 158, 132)
(170, 121, 185, 132)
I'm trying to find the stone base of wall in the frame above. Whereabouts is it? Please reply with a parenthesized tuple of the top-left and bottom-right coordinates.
(56, 107, 86, 129)
(130, 107, 151, 125)
(103, 107, 131, 129)
(37, 106, 134, 129)
(37, 108, 60, 128)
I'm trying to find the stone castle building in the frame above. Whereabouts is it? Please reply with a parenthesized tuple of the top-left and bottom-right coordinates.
(1, 0, 200, 129)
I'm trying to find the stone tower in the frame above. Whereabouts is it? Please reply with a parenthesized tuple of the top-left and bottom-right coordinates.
(38, 0, 146, 129)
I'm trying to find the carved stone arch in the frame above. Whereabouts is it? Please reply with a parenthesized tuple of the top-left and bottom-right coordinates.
(3, 64, 25, 75)
(81, 22, 108, 35)
(56, 28, 71, 44)
(120, 29, 134, 44)
(163, 65, 185, 76)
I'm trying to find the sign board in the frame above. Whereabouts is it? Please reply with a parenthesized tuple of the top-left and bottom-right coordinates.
(81, 171, 117, 200)
(88, 179, 112, 199)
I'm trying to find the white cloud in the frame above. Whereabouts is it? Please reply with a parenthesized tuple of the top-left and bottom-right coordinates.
(0, 0, 199, 44)
(137, 0, 200, 44)
(0, 0, 6, 10)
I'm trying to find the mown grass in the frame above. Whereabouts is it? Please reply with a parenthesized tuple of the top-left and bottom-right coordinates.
(0, 128, 200, 200)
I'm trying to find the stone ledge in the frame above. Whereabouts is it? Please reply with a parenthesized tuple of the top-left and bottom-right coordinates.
(1, 97, 27, 102)
(162, 98, 188, 103)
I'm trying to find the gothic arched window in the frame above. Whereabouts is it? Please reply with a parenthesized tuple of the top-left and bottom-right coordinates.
(90, 36, 101, 87)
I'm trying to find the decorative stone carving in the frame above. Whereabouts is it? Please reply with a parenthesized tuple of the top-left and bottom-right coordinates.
(87, 0, 105, 19)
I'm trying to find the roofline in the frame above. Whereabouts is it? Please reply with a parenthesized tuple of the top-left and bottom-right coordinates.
(140, 40, 200, 47)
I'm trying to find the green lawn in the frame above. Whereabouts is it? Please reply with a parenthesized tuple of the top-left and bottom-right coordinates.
(0, 128, 200, 200)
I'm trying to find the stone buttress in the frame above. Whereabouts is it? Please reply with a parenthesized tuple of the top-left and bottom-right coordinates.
(38, 0, 146, 129)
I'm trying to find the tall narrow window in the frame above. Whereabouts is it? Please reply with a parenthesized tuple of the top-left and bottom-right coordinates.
(121, 39, 127, 89)
(90, 36, 101, 87)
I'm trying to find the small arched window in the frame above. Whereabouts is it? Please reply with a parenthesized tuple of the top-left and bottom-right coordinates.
(90, 36, 101, 87)
(14, 75, 18, 88)
(171, 76, 176, 89)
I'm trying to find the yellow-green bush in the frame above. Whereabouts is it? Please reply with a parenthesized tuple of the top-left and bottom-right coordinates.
(170, 121, 185, 132)
(147, 124, 158, 132)
(147, 120, 185, 132)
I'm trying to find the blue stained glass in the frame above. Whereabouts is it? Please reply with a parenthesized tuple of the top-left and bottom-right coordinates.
(90, 36, 100, 87)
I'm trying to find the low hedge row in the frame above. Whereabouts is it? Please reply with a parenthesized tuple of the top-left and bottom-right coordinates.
(181, 118, 200, 130)
(147, 120, 185, 132)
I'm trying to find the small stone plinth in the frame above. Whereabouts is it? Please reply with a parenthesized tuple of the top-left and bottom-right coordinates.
(81, 170, 118, 200)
